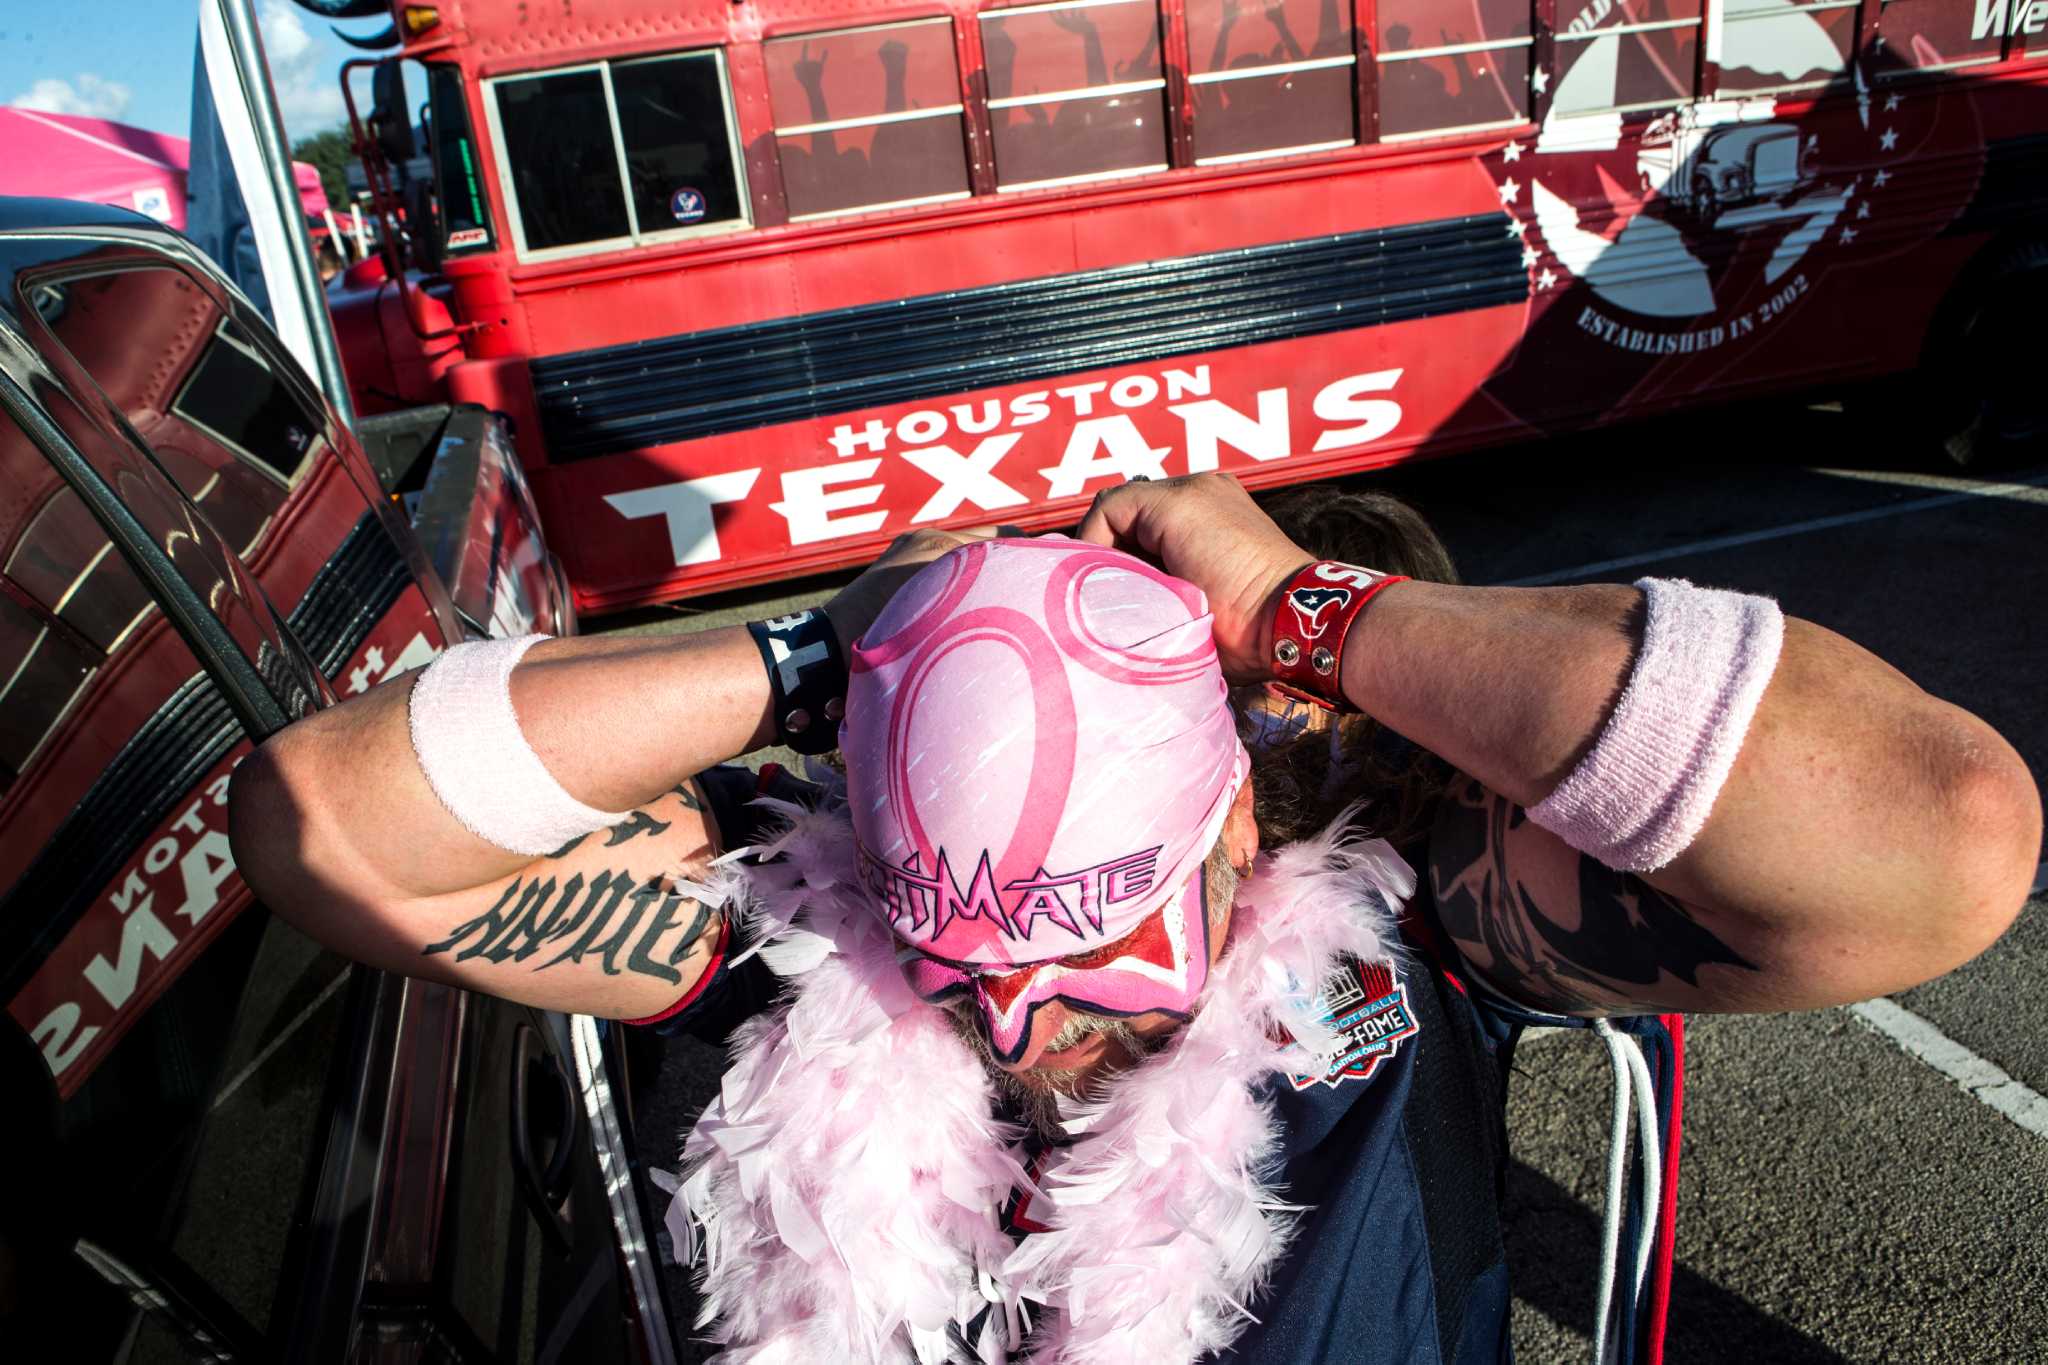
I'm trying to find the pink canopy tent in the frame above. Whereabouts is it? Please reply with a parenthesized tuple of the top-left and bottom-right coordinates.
(0, 106, 330, 231)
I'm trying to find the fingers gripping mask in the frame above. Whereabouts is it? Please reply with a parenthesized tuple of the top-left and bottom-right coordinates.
(841, 535, 1249, 1062)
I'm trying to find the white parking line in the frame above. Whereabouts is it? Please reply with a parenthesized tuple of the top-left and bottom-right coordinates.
(1848, 998, 2048, 1140)
(1810, 466, 2048, 507)
(1503, 469, 2048, 587)
(209, 970, 350, 1112)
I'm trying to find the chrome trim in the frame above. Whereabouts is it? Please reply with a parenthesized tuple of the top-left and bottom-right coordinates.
(1189, 53, 1355, 84)
(570, 1014, 678, 1365)
(776, 104, 965, 137)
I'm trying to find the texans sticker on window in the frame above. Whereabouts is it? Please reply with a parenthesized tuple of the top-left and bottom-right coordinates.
(671, 188, 708, 224)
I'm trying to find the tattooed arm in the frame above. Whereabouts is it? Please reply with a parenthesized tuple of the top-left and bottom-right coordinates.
(1408, 608, 2038, 1017)
(1427, 778, 1767, 1015)
(1079, 474, 2041, 1016)
(231, 530, 988, 1019)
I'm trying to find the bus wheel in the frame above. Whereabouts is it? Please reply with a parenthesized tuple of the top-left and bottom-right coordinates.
(1926, 240, 2048, 470)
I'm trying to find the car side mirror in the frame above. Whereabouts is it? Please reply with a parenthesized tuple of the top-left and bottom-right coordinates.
(371, 60, 416, 166)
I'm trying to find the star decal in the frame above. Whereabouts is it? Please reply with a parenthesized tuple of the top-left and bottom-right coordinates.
(1840, 226, 1858, 243)
(1873, 168, 1891, 187)
(1499, 177, 1520, 204)
(1879, 127, 1899, 151)
(1885, 92, 1901, 112)
(1502, 139, 1525, 163)
(1522, 246, 1540, 268)
(1856, 200, 1871, 220)
(1506, 218, 1529, 238)
(1536, 268, 1557, 290)
(1532, 67, 1550, 95)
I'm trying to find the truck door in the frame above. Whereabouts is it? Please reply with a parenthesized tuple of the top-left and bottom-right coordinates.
(0, 224, 651, 1363)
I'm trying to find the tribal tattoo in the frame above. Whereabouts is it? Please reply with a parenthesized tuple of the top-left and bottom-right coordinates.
(1429, 777, 1758, 1015)
(544, 799, 687, 859)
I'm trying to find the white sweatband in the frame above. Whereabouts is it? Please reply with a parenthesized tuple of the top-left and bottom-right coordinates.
(407, 634, 632, 856)
(1528, 578, 1784, 873)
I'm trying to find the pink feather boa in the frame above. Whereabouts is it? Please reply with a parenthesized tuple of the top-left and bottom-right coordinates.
(668, 799, 1415, 1363)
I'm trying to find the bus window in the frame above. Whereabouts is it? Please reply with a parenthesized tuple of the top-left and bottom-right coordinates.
(1185, 0, 1356, 164)
(765, 20, 972, 219)
(981, 0, 1168, 190)
(486, 51, 748, 259)
(611, 52, 750, 236)
(1716, 0, 1858, 95)
(1374, 0, 1531, 140)
(1551, 1, 1701, 117)
(490, 66, 634, 253)
(1877, 0, 2007, 72)
(427, 64, 494, 252)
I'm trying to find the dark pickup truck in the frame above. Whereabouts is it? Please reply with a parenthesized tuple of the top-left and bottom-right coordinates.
(0, 198, 677, 1363)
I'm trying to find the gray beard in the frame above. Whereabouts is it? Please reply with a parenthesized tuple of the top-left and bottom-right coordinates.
(944, 1006, 1164, 1141)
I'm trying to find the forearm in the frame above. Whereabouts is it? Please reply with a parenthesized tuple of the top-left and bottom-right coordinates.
(1333, 580, 1641, 808)
(238, 625, 773, 908)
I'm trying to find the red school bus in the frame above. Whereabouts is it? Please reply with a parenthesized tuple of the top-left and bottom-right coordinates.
(325, 0, 2048, 612)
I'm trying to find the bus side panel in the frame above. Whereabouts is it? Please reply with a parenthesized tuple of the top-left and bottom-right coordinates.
(528, 301, 1533, 610)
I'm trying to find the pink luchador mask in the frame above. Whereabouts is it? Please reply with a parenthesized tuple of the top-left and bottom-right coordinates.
(839, 535, 1248, 1062)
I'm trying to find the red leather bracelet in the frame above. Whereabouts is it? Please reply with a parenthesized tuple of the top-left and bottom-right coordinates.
(1269, 562, 1409, 711)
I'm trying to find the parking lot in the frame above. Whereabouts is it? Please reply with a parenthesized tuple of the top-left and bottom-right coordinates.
(606, 401, 2048, 1362)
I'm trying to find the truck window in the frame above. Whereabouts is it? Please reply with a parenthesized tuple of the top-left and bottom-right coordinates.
(427, 64, 494, 252)
(26, 268, 295, 560)
(0, 400, 354, 1360)
(765, 19, 973, 219)
(487, 50, 750, 258)
(1373, 0, 1531, 139)
(981, 0, 1168, 190)
(1551, 0, 1701, 117)
(23, 257, 447, 704)
(1185, 0, 1356, 163)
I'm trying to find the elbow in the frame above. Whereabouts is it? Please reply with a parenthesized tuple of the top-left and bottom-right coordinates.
(227, 731, 317, 926)
(1923, 724, 2041, 975)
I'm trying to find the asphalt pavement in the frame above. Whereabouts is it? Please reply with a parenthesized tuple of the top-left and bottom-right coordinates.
(607, 402, 2048, 1363)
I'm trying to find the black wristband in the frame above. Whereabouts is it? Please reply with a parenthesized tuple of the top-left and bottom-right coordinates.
(747, 609, 848, 756)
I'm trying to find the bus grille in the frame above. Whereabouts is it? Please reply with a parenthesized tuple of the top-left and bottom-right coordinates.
(529, 211, 1525, 462)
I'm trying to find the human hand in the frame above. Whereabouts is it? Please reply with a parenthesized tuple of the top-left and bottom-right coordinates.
(1075, 474, 1311, 683)
(1051, 7, 1099, 36)
(825, 527, 999, 653)
(794, 42, 826, 89)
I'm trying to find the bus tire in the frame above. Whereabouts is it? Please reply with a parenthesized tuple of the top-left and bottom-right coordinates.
(1922, 238, 2048, 471)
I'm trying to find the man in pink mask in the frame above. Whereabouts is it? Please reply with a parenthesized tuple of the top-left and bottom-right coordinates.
(842, 535, 1253, 1078)
(236, 474, 2038, 1364)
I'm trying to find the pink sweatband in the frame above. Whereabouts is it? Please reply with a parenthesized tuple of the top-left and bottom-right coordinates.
(407, 634, 632, 857)
(1528, 578, 1784, 873)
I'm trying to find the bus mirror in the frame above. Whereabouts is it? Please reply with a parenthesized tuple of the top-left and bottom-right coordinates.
(371, 60, 417, 166)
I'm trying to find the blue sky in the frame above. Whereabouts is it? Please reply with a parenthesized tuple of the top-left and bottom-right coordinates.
(1, 2, 378, 146)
